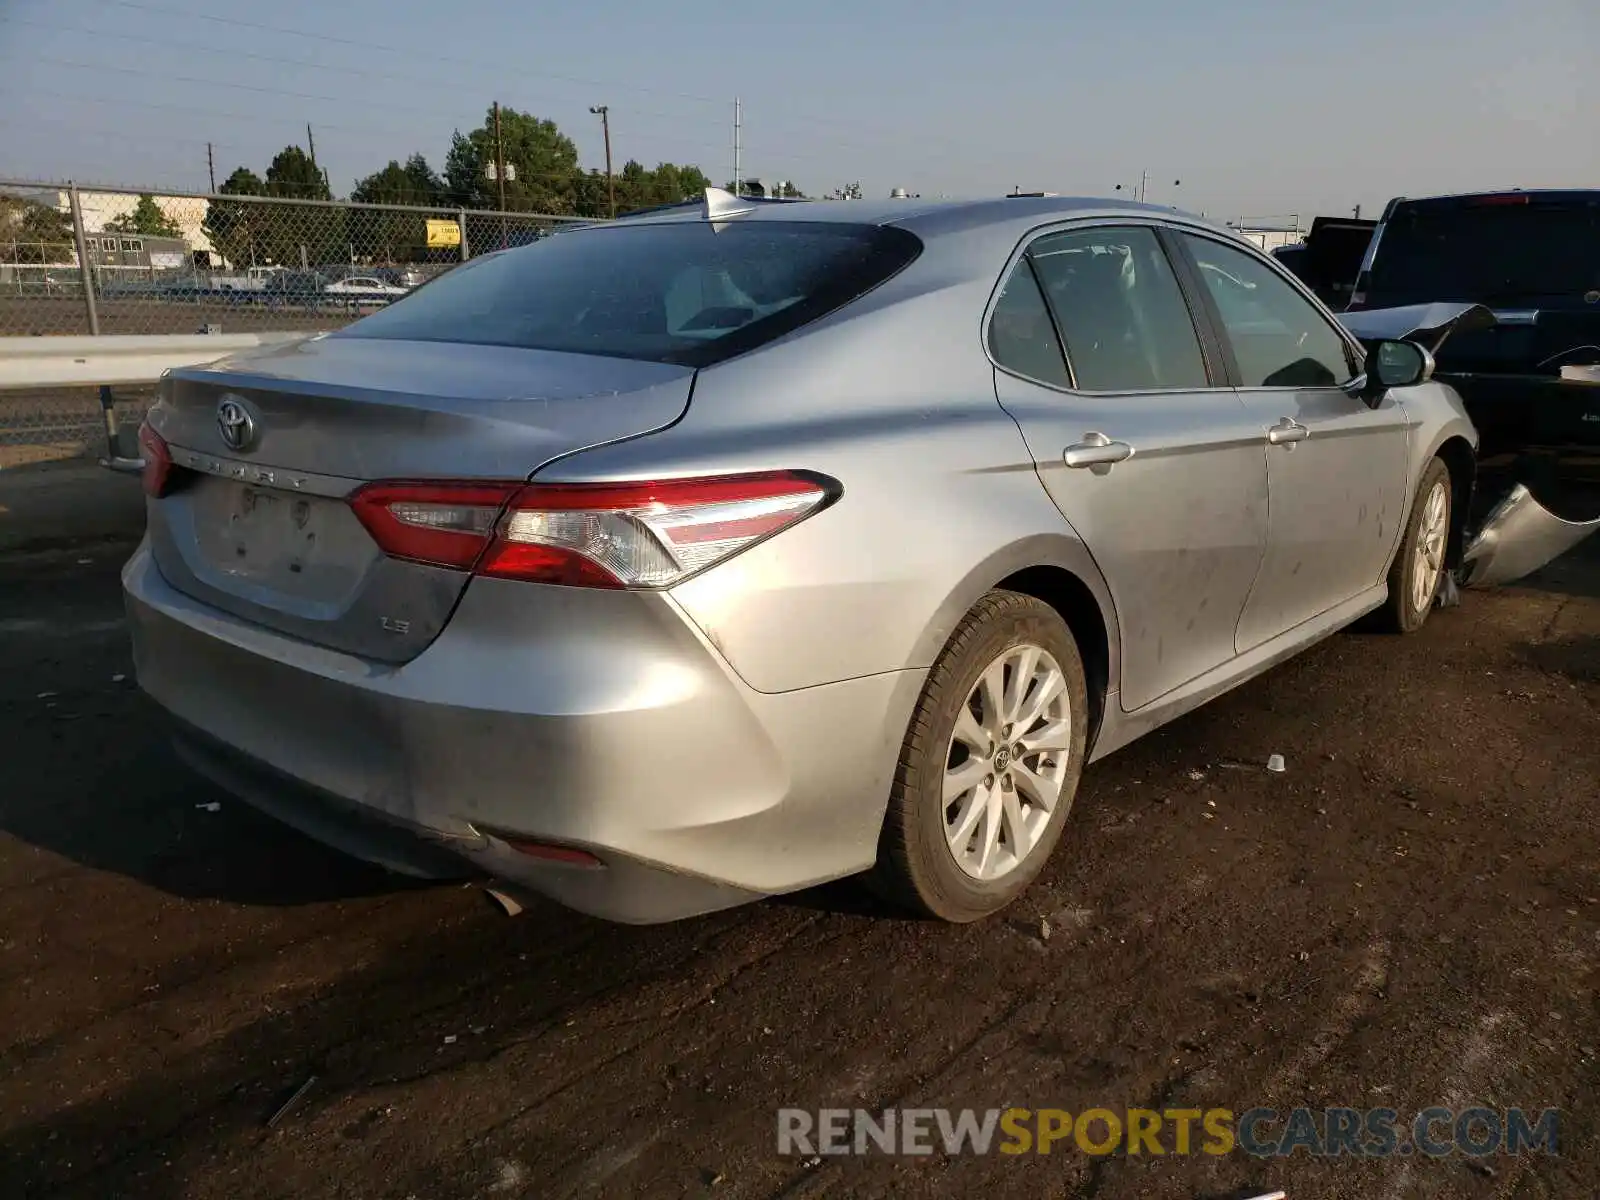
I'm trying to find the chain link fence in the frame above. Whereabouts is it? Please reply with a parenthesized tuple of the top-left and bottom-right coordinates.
(0, 180, 591, 464)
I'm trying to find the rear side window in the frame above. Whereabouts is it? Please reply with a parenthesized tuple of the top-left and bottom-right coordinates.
(1026, 227, 1210, 391)
(338, 220, 921, 367)
(988, 263, 1070, 387)
(1367, 200, 1598, 302)
(1180, 234, 1355, 388)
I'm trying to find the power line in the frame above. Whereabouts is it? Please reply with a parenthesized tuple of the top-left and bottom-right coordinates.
(30, 55, 488, 123)
(0, 84, 431, 141)
(17, 57, 869, 178)
(0, 91, 713, 197)
(92, 0, 730, 108)
(82, 0, 944, 144)
(11, 17, 905, 168)
(2, 16, 721, 132)
(19, 53, 749, 163)
(2, 84, 712, 167)
(0, 114, 228, 150)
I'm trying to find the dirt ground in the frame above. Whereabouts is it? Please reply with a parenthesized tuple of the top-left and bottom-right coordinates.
(0, 531, 1595, 1200)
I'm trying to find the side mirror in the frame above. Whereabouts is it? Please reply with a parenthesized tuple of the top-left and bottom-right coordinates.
(1357, 339, 1433, 406)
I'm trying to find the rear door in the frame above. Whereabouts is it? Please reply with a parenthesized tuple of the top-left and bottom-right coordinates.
(990, 222, 1269, 712)
(1173, 231, 1409, 651)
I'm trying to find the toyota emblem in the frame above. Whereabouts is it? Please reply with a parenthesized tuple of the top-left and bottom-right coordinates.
(216, 397, 256, 451)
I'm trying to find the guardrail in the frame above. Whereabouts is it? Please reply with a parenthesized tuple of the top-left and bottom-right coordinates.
(0, 331, 314, 471)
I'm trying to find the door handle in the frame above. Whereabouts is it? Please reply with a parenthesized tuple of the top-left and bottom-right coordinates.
(1064, 431, 1134, 469)
(1266, 417, 1309, 446)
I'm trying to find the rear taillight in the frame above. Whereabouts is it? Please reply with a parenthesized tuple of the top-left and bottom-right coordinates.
(138, 422, 172, 498)
(350, 482, 518, 569)
(349, 470, 836, 589)
(1466, 193, 1531, 206)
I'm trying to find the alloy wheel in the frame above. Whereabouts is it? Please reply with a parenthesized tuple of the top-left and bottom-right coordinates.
(943, 643, 1072, 881)
(1412, 479, 1449, 614)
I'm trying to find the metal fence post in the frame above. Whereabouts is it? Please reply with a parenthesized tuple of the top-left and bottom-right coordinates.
(457, 209, 470, 261)
(68, 182, 100, 336)
(97, 384, 126, 466)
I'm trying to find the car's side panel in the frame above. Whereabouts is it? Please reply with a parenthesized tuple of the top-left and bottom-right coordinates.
(996, 371, 1270, 711)
(1229, 383, 1409, 650)
(1093, 583, 1388, 760)
(530, 269, 1122, 699)
(982, 219, 1270, 712)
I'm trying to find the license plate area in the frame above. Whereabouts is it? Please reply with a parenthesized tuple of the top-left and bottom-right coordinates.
(228, 485, 323, 573)
(186, 476, 377, 604)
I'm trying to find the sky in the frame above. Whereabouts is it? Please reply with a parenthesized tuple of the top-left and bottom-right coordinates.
(0, 0, 1595, 221)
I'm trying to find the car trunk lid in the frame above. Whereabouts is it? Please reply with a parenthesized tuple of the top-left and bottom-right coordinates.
(143, 334, 694, 662)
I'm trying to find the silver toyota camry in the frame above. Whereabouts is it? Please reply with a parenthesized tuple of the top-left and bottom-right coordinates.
(124, 191, 1478, 923)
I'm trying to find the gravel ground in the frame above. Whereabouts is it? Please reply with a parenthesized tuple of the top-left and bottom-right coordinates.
(0, 535, 1595, 1200)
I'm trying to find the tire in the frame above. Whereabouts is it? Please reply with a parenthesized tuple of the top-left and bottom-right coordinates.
(871, 590, 1089, 922)
(1379, 457, 1452, 634)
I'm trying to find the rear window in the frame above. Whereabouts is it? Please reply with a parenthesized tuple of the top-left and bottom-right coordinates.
(338, 220, 921, 366)
(1367, 199, 1600, 303)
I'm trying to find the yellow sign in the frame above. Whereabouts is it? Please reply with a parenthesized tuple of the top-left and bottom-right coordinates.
(425, 219, 461, 248)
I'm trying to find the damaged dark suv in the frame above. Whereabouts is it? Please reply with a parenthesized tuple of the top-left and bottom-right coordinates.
(1348, 190, 1600, 530)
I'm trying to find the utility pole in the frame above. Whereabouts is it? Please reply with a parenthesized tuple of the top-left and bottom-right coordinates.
(1353, 203, 1362, 219)
(493, 101, 507, 212)
(732, 97, 742, 196)
(206, 142, 216, 193)
(306, 123, 317, 168)
(1139, 169, 1148, 202)
(590, 105, 614, 218)
(493, 100, 507, 248)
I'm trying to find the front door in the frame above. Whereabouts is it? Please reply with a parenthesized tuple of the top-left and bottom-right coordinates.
(989, 223, 1269, 712)
(1175, 232, 1411, 651)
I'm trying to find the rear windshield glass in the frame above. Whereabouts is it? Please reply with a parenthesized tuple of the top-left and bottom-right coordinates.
(1367, 201, 1600, 302)
(337, 220, 921, 366)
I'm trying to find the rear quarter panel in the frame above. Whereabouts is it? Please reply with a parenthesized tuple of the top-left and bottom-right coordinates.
(532, 266, 1121, 696)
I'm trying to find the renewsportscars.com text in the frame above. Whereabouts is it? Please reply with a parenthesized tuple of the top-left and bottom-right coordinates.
(776, 1106, 1560, 1158)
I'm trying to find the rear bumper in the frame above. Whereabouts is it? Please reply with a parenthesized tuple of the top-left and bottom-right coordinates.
(123, 541, 923, 923)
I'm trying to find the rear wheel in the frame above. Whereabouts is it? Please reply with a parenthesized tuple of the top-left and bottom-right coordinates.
(1380, 457, 1451, 633)
(872, 591, 1089, 922)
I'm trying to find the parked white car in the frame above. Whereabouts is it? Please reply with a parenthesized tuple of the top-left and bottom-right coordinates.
(323, 275, 409, 305)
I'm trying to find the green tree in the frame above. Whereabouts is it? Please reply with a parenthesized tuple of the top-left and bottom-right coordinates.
(265, 145, 331, 200)
(261, 145, 343, 268)
(351, 155, 442, 262)
(443, 106, 581, 214)
(202, 167, 265, 268)
(105, 194, 182, 237)
(576, 161, 714, 218)
(572, 169, 612, 220)
(614, 159, 651, 212)
(662, 164, 713, 200)
(352, 156, 441, 207)
(402, 153, 443, 202)
(0, 194, 74, 263)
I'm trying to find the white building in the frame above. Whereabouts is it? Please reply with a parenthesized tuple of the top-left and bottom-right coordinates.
(45, 190, 221, 261)
(1229, 221, 1306, 253)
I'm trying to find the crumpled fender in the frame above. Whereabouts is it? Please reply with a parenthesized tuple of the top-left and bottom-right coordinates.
(1337, 302, 1499, 355)
(1461, 483, 1600, 587)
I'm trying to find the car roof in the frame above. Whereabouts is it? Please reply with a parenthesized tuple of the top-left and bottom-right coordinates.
(1387, 188, 1599, 211)
(593, 193, 1234, 242)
